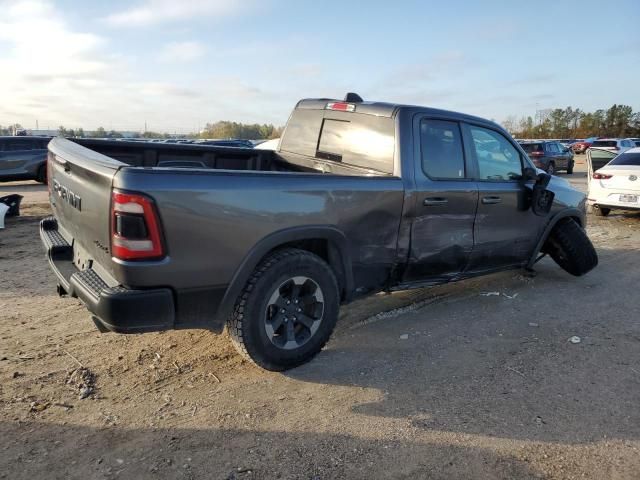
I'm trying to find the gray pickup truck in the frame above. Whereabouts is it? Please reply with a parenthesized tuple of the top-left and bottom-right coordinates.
(40, 93, 597, 370)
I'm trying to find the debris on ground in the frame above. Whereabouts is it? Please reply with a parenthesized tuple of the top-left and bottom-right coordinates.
(502, 293, 519, 299)
(528, 322, 539, 327)
(399, 334, 409, 340)
(66, 367, 96, 399)
(29, 401, 50, 413)
(568, 336, 582, 344)
(480, 292, 500, 296)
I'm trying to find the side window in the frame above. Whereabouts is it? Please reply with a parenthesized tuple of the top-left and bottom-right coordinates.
(468, 125, 523, 181)
(546, 143, 558, 153)
(419, 119, 465, 179)
(4, 140, 29, 151)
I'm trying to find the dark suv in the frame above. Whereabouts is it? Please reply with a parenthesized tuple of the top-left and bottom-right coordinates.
(519, 141, 574, 175)
(0, 136, 51, 183)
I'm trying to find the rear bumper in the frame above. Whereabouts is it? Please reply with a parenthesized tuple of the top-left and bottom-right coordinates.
(39, 216, 175, 333)
(591, 202, 640, 212)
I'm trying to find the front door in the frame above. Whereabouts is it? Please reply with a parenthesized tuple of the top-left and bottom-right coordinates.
(462, 123, 545, 272)
(403, 117, 478, 284)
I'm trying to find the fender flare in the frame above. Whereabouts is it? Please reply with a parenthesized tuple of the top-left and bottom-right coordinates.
(526, 208, 585, 269)
(214, 225, 354, 326)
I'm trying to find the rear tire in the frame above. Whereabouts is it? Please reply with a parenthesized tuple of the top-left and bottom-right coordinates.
(594, 206, 610, 216)
(36, 164, 47, 184)
(543, 218, 598, 276)
(566, 161, 574, 174)
(227, 248, 340, 371)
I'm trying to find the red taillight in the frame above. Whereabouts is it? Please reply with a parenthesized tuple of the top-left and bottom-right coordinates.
(593, 173, 613, 180)
(111, 190, 164, 260)
(326, 102, 355, 112)
(529, 151, 544, 157)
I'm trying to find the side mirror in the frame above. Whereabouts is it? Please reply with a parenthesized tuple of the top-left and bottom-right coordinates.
(531, 173, 555, 216)
(523, 167, 538, 181)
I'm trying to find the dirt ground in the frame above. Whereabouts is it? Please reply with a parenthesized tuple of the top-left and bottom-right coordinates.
(1, 160, 639, 479)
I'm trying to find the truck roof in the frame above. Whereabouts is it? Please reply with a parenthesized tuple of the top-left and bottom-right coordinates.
(296, 94, 495, 126)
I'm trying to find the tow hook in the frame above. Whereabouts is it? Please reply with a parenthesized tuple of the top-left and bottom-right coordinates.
(56, 284, 67, 297)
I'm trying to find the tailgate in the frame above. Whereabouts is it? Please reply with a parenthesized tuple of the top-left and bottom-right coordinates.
(48, 137, 124, 279)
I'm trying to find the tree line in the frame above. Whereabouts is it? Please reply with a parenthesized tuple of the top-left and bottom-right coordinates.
(1, 122, 284, 139)
(502, 104, 640, 139)
(199, 121, 283, 140)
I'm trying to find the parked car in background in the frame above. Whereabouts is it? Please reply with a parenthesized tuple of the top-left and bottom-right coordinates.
(590, 138, 635, 154)
(0, 136, 51, 183)
(572, 137, 600, 154)
(628, 138, 640, 147)
(519, 140, 574, 174)
(198, 139, 254, 148)
(587, 147, 640, 216)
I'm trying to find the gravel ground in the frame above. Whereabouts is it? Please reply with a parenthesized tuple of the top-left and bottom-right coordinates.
(1, 160, 639, 479)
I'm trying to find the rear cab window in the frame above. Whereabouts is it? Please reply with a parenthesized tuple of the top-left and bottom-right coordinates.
(520, 143, 543, 154)
(280, 107, 395, 174)
(609, 153, 640, 166)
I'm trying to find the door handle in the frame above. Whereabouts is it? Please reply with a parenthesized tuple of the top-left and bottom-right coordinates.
(482, 196, 502, 205)
(423, 197, 448, 206)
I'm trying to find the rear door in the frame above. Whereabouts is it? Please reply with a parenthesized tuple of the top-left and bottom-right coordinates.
(545, 142, 561, 170)
(402, 116, 478, 283)
(554, 142, 570, 170)
(586, 148, 618, 179)
(463, 123, 545, 271)
(48, 138, 123, 276)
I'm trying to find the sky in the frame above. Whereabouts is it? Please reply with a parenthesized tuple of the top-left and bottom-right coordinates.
(0, 0, 638, 133)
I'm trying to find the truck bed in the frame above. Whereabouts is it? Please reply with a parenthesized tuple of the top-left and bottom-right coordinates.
(70, 138, 310, 173)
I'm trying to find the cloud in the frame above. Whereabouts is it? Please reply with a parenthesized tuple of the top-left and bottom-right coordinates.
(104, 0, 250, 27)
(158, 41, 206, 63)
(138, 82, 202, 98)
(0, 0, 108, 79)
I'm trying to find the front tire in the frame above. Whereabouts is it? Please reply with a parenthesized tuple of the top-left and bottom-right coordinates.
(543, 218, 598, 276)
(36, 164, 47, 184)
(566, 161, 574, 174)
(227, 248, 340, 371)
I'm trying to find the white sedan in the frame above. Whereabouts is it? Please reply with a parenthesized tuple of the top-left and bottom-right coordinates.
(587, 147, 640, 216)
